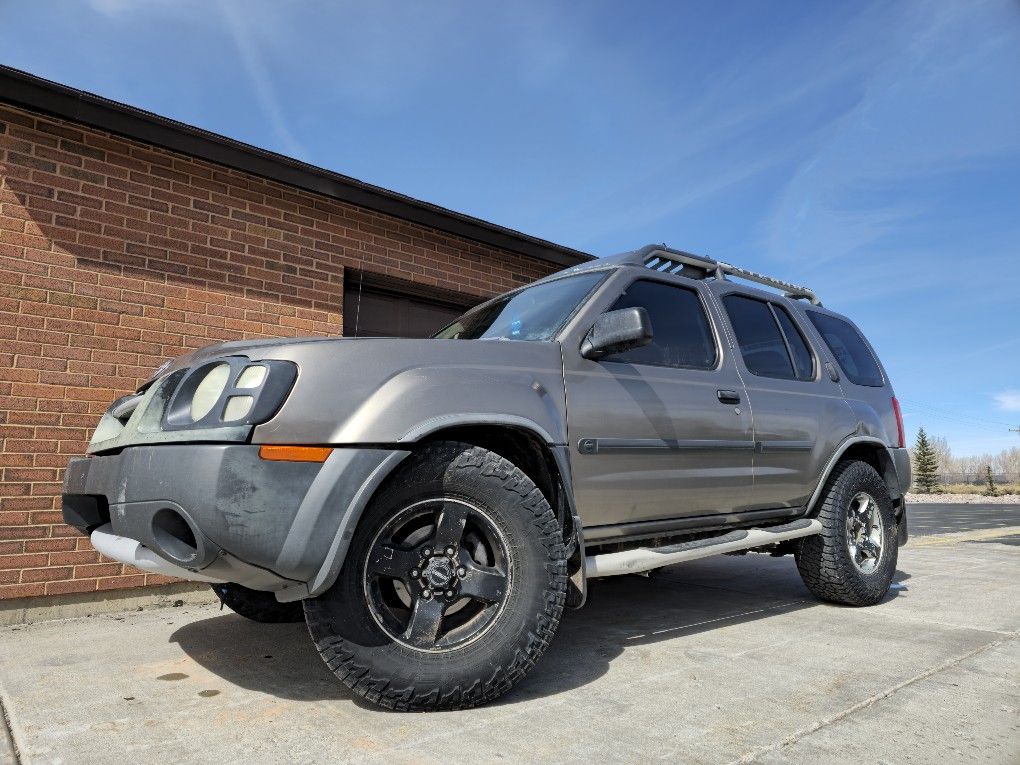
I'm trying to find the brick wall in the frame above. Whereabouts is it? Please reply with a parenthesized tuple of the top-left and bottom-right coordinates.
(0, 103, 556, 600)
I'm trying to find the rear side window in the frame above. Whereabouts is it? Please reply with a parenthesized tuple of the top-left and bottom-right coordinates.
(807, 312, 884, 387)
(773, 305, 814, 380)
(603, 280, 717, 369)
(722, 295, 814, 381)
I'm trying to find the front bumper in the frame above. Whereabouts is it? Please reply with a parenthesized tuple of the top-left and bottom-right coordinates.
(62, 444, 408, 599)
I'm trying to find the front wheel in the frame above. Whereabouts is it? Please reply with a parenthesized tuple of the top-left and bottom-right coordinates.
(795, 460, 898, 606)
(303, 442, 567, 711)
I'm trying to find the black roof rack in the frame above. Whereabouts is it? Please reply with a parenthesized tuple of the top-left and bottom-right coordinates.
(632, 245, 821, 306)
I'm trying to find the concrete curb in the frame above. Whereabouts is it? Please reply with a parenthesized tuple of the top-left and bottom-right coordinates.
(0, 583, 216, 626)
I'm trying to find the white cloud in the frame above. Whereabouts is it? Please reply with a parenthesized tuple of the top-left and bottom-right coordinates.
(86, 0, 179, 17)
(87, 0, 133, 15)
(993, 391, 1020, 412)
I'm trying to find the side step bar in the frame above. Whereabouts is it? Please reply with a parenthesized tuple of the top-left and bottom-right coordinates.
(585, 518, 823, 578)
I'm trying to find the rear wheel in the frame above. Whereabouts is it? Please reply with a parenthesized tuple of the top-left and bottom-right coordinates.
(795, 460, 898, 606)
(303, 442, 566, 711)
(210, 583, 304, 623)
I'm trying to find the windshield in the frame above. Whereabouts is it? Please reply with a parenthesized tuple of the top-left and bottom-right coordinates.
(434, 271, 607, 341)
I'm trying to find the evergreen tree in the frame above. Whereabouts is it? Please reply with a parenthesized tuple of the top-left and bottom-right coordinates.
(912, 428, 941, 493)
(984, 465, 998, 497)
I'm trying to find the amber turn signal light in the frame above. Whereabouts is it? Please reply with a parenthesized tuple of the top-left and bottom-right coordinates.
(258, 445, 333, 463)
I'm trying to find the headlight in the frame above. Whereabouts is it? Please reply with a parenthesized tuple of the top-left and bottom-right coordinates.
(190, 363, 231, 420)
(163, 357, 297, 430)
(87, 392, 146, 449)
(90, 410, 128, 444)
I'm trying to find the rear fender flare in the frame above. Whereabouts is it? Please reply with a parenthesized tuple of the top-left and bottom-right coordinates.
(805, 436, 901, 515)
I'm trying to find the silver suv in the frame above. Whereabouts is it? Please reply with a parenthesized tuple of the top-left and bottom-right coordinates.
(62, 244, 910, 711)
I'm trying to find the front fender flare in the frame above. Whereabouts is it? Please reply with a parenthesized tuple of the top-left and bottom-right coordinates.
(284, 421, 585, 604)
(398, 417, 587, 608)
(277, 449, 411, 602)
(398, 413, 561, 446)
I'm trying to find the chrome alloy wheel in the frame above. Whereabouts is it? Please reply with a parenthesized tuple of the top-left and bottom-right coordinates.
(362, 498, 512, 652)
(846, 491, 884, 574)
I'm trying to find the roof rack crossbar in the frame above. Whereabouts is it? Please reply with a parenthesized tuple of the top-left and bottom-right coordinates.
(715, 262, 821, 306)
(640, 247, 821, 306)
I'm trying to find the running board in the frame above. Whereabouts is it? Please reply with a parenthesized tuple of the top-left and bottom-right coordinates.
(584, 518, 822, 578)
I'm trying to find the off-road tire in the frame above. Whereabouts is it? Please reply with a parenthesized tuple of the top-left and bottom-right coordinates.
(303, 442, 567, 711)
(210, 582, 305, 623)
(795, 460, 898, 606)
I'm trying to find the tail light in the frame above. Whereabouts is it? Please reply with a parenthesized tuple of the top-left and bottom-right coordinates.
(891, 396, 905, 448)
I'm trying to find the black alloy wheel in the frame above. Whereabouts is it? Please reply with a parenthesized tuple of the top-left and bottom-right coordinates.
(364, 497, 511, 651)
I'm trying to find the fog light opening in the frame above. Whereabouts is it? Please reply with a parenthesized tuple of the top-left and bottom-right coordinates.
(151, 508, 199, 565)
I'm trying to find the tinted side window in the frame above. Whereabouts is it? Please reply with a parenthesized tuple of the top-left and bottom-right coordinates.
(807, 312, 884, 387)
(723, 295, 795, 379)
(603, 280, 716, 369)
(773, 305, 815, 380)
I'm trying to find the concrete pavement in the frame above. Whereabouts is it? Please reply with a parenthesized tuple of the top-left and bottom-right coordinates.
(0, 696, 14, 765)
(0, 529, 1017, 764)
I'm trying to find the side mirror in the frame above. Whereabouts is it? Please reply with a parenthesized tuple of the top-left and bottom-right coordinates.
(580, 307, 653, 360)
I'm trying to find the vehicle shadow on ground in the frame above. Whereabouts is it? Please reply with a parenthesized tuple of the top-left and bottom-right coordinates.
(169, 555, 907, 710)
(504, 558, 908, 706)
(169, 613, 353, 703)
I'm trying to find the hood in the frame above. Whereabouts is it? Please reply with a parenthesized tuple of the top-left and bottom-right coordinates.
(146, 336, 342, 385)
(246, 337, 569, 446)
(104, 336, 568, 452)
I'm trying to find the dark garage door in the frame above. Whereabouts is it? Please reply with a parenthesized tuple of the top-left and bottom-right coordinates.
(343, 272, 476, 338)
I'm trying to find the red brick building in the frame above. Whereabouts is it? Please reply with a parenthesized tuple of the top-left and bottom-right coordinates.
(0, 67, 589, 604)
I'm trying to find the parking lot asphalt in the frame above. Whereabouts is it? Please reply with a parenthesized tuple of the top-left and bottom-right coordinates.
(1, 514, 1017, 765)
(908, 503, 1020, 538)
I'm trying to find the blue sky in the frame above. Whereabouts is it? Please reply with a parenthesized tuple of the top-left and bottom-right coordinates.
(2, 0, 1018, 457)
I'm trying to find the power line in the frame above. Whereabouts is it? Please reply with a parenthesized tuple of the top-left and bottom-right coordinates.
(898, 398, 1016, 426)
(899, 414, 1004, 434)
(897, 399, 1017, 428)
(898, 402, 1003, 425)
(897, 405, 1012, 434)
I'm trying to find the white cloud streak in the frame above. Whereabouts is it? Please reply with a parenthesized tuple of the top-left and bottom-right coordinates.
(216, 0, 307, 160)
(993, 391, 1020, 412)
(762, 1, 1020, 267)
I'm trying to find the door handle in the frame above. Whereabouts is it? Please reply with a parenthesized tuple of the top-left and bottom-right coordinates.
(717, 389, 741, 405)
